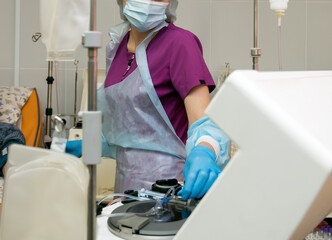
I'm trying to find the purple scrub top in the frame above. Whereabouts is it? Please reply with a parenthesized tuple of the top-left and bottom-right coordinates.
(105, 23, 215, 144)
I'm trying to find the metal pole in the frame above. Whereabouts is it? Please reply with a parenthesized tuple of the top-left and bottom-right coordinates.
(45, 61, 54, 142)
(74, 60, 79, 126)
(253, 0, 258, 70)
(251, 0, 261, 70)
(87, 0, 97, 239)
(87, 166, 97, 240)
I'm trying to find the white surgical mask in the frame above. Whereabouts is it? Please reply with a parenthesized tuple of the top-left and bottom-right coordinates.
(123, 0, 169, 32)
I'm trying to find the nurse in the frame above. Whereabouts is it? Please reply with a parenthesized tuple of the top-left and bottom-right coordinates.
(69, 0, 230, 201)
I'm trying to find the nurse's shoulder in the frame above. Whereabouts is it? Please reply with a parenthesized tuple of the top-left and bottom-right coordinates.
(164, 23, 204, 53)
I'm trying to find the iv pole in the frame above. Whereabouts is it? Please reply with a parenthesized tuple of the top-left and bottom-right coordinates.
(251, 0, 261, 70)
(82, 0, 102, 239)
(45, 61, 54, 148)
(32, 33, 54, 148)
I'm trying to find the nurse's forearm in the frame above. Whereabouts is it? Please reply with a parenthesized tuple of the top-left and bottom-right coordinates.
(184, 85, 219, 156)
(184, 85, 210, 126)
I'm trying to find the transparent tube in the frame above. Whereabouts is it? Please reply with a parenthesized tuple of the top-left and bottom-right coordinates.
(276, 12, 284, 71)
(278, 24, 282, 71)
(97, 193, 151, 205)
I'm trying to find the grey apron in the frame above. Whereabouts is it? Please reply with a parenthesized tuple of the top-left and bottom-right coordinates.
(98, 22, 186, 193)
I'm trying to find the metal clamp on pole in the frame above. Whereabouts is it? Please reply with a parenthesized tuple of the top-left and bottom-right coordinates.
(251, 48, 261, 58)
(251, 47, 261, 71)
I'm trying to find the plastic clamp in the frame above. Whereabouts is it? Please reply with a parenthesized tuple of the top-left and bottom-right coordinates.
(82, 31, 103, 48)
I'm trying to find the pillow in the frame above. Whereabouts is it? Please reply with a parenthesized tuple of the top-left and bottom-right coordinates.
(21, 89, 43, 147)
(0, 87, 33, 124)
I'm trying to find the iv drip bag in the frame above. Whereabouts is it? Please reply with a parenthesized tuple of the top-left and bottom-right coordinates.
(40, 0, 90, 61)
(269, 0, 289, 12)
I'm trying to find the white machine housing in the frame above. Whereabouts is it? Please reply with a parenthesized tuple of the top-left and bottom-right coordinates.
(175, 70, 332, 240)
(0, 144, 89, 240)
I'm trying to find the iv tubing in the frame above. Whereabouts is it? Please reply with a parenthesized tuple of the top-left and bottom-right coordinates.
(276, 11, 284, 71)
(97, 193, 151, 205)
(278, 24, 282, 71)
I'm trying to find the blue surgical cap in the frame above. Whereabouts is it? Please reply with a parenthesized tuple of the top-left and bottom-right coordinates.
(117, 0, 178, 23)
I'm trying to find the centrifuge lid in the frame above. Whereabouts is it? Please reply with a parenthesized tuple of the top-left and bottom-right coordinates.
(107, 200, 196, 240)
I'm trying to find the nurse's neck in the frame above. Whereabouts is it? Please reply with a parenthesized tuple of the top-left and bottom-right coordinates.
(127, 27, 155, 53)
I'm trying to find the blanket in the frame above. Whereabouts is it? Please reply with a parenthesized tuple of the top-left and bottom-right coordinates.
(0, 122, 25, 176)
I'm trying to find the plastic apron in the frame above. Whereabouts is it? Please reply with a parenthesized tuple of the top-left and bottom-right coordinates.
(98, 21, 186, 193)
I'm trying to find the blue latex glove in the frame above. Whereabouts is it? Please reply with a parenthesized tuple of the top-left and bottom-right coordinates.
(186, 116, 230, 171)
(178, 145, 221, 201)
(65, 140, 82, 158)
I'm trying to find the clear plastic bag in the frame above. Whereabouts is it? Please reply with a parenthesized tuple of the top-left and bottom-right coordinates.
(40, 0, 90, 61)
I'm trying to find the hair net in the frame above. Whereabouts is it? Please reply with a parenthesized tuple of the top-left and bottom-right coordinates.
(117, 0, 178, 23)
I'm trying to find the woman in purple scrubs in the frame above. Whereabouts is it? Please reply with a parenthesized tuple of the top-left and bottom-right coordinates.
(98, 0, 230, 200)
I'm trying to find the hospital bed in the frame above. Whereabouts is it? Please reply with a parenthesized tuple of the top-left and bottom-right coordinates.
(0, 86, 43, 205)
(0, 86, 43, 147)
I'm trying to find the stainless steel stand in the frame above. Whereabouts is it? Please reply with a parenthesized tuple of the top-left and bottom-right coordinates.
(251, 0, 261, 70)
(82, 1, 103, 240)
(45, 61, 54, 147)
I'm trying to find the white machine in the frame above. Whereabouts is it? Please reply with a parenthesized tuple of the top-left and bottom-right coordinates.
(0, 144, 89, 240)
(174, 70, 332, 240)
(2, 68, 332, 240)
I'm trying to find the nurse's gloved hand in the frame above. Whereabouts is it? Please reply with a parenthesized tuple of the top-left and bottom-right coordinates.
(65, 140, 82, 158)
(178, 145, 221, 201)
